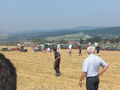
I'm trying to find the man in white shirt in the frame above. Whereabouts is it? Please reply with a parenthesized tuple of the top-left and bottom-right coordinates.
(68, 44, 72, 56)
(94, 42, 98, 47)
(79, 46, 108, 90)
(57, 44, 61, 53)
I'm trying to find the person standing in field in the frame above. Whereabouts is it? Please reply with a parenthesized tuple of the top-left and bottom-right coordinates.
(94, 42, 100, 54)
(96, 44, 100, 54)
(68, 44, 72, 56)
(88, 42, 91, 46)
(57, 43, 61, 53)
(79, 46, 108, 90)
(53, 48, 61, 76)
(78, 44, 82, 56)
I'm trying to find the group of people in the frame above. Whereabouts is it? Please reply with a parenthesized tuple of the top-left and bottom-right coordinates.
(57, 43, 82, 56)
(0, 42, 107, 90)
(53, 43, 108, 90)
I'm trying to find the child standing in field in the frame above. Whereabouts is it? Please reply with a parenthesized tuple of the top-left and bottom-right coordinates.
(53, 48, 61, 76)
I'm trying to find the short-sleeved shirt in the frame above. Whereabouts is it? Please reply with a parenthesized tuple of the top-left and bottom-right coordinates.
(82, 54, 107, 77)
(68, 45, 72, 49)
(54, 52, 61, 61)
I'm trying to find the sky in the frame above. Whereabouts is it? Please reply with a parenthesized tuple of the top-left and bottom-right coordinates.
(0, 0, 120, 31)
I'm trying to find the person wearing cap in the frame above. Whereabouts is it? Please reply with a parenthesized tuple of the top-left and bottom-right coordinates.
(79, 46, 108, 90)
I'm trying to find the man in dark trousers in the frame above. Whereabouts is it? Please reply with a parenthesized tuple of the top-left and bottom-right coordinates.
(53, 48, 61, 76)
(79, 46, 108, 90)
(78, 45, 82, 56)
(96, 44, 100, 54)
(94, 42, 100, 54)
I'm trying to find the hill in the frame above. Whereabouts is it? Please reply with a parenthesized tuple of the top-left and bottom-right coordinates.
(0, 26, 120, 42)
(80, 27, 120, 38)
(45, 32, 93, 41)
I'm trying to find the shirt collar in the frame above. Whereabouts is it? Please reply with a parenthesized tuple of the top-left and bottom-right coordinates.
(89, 54, 95, 56)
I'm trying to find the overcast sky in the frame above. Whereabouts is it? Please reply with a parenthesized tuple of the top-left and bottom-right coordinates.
(0, 0, 120, 31)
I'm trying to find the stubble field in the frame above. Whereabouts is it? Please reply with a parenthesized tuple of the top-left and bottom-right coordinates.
(0, 46, 120, 90)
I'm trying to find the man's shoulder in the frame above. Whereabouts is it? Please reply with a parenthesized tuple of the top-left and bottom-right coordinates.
(55, 52, 60, 55)
(83, 57, 89, 63)
(92, 55, 104, 63)
(94, 55, 102, 60)
(84, 55, 100, 61)
(90, 54, 101, 59)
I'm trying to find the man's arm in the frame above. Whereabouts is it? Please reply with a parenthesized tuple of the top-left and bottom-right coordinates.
(79, 72, 86, 87)
(54, 56, 61, 62)
(99, 58, 108, 76)
(99, 66, 108, 76)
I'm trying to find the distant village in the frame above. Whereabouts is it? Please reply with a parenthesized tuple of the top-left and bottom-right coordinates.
(0, 36, 120, 52)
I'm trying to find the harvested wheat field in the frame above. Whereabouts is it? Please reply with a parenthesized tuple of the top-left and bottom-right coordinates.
(0, 46, 120, 90)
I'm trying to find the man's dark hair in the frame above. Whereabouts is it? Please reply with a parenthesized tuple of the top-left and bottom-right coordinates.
(53, 48, 57, 52)
(0, 53, 17, 90)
